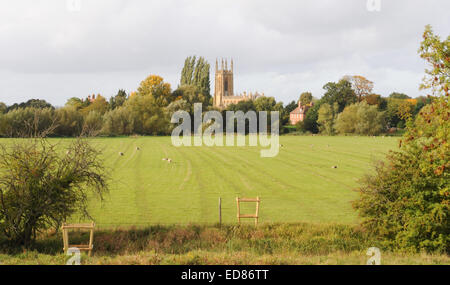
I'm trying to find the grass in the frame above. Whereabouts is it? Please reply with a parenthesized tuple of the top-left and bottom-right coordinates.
(67, 135, 398, 227)
(0, 223, 448, 265)
(5, 135, 439, 265)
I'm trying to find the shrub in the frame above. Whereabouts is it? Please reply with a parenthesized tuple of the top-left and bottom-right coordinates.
(0, 136, 109, 247)
(353, 95, 449, 253)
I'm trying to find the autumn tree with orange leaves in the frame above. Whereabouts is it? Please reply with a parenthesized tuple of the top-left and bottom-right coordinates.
(343, 75, 374, 102)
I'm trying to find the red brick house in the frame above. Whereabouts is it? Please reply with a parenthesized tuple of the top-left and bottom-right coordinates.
(290, 102, 314, 125)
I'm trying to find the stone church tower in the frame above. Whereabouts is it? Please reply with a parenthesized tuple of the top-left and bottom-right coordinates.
(214, 58, 234, 108)
(214, 58, 263, 109)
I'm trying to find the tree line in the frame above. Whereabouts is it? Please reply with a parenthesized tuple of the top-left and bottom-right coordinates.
(0, 58, 434, 138)
(292, 78, 433, 136)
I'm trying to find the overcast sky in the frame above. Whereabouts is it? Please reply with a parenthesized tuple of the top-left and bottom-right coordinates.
(0, 0, 449, 106)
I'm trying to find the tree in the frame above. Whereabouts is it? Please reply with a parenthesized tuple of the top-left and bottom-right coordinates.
(299, 92, 313, 106)
(137, 75, 174, 107)
(284, 100, 297, 114)
(353, 97, 449, 252)
(83, 111, 104, 134)
(254, 96, 278, 112)
(334, 102, 386, 136)
(227, 100, 256, 113)
(0, 136, 108, 247)
(7, 99, 54, 112)
(322, 79, 357, 112)
(334, 104, 358, 134)
(54, 106, 84, 137)
(353, 26, 449, 253)
(364, 94, 382, 106)
(0, 107, 55, 138)
(65, 97, 85, 110)
(303, 101, 322, 134)
(180, 56, 211, 97)
(282, 100, 297, 127)
(109, 89, 128, 110)
(386, 98, 415, 128)
(389, 92, 411, 99)
(125, 93, 170, 135)
(80, 95, 109, 116)
(317, 103, 338, 135)
(102, 106, 134, 136)
(0, 102, 7, 114)
(172, 85, 211, 115)
(344, 75, 374, 102)
(419, 25, 450, 97)
(413, 96, 433, 116)
(354, 102, 386, 135)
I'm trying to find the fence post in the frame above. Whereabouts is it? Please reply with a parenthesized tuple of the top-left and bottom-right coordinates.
(219, 197, 222, 226)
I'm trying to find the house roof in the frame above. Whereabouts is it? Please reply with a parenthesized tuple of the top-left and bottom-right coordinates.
(290, 102, 314, 115)
(290, 106, 307, 115)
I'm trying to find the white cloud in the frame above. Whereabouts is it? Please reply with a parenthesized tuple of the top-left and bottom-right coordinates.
(0, 0, 448, 105)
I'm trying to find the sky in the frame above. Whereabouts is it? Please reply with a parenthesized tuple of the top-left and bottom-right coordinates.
(0, 0, 449, 107)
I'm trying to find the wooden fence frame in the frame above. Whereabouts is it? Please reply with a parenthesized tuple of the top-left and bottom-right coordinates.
(236, 197, 260, 226)
(62, 222, 95, 257)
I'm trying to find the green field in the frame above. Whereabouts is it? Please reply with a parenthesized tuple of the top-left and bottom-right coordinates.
(67, 135, 398, 227)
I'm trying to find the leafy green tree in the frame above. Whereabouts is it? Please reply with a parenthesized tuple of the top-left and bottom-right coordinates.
(80, 95, 109, 116)
(295, 120, 305, 133)
(335, 102, 386, 135)
(389, 92, 411, 99)
(284, 100, 297, 114)
(254, 96, 278, 112)
(65, 97, 87, 110)
(299, 92, 313, 106)
(385, 98, 415, 128)
(180, 56, 211, 97)
(102, 106, 134, 136)
(0, 102, 7, 114)
(109, 89, 128, 110)
(303, 101, 322, 134)
(0, 107, 55, 137)
(317, 102, 338, 135)
(83, 111, 104, 134)
(322, 79, 357, 112)
(125, 94, 170, 135)
(172, 85, 211, 114)
(54, 106, 84, 137)
(7, 99, 54, 112)
(227, 100, 256, 113)
(334, 104, 358, 134)
(355, 102, 386, 135)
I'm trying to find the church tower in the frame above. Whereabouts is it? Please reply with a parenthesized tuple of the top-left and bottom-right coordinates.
(214, 58, 234, 108)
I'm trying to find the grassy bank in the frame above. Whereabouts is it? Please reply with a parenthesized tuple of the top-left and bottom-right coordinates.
(1, 223, 448, 265)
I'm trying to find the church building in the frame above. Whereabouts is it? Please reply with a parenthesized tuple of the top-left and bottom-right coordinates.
(213, 59, 263, 109)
